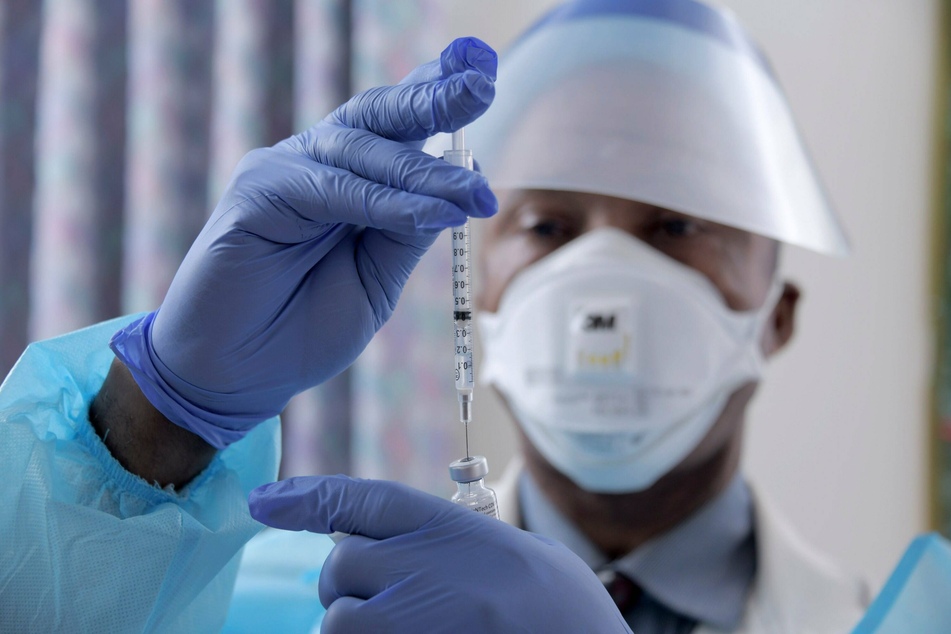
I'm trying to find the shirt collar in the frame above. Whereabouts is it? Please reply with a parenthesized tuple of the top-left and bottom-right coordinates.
(518, 472, 756, 630)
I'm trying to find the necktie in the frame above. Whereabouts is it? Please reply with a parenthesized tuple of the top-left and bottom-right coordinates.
(597, 567, 643, 613)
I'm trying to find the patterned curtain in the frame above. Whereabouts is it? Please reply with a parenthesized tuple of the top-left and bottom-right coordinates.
(0, 0, 456, 495)
(0, 1, 40, 373)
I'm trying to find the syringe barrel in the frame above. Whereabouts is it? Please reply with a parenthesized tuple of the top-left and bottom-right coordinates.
(446, 139, 475, 426)
(452, 223, 474, 424)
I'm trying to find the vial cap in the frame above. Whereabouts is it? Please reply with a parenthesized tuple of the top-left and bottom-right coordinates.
(449, 455, 489, 483)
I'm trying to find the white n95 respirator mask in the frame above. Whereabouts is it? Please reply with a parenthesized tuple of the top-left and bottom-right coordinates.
(478, 228, 781, 493)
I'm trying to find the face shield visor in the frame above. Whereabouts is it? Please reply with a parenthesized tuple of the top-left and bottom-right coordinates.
(440, 0, 849, 257)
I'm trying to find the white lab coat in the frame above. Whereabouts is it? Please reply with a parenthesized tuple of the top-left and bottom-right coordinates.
(493, 458, 868, 634)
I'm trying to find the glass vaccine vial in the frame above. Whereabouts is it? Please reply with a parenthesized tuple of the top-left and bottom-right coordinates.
(449, 455, 500, 519)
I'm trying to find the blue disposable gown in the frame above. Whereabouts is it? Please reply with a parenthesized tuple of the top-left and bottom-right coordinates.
(0, 316, 282, 632)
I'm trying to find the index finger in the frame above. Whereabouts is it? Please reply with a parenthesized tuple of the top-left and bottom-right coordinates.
(248, 475, 456, 539)
(398, 36, 498, 86)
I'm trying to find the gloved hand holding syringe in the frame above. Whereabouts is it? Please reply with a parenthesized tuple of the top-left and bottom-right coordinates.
(444, 127, 500, 519)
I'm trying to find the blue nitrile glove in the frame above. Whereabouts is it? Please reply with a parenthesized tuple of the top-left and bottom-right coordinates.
(110, 38, 498, 448)
(248, 476, 633, 634)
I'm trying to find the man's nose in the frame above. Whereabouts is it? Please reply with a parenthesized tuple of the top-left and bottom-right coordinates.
(583, 206, 650, 240)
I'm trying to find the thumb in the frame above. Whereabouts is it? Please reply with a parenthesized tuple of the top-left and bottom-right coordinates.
(249, 475, 455, 539)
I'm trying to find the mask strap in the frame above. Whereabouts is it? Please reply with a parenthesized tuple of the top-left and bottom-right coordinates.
(750, 276, 787, 366)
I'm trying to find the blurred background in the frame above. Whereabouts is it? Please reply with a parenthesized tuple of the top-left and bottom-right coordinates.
(0, 0, 945, 594)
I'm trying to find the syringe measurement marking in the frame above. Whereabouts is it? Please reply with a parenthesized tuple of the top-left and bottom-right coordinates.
(452, 224, 474, 394)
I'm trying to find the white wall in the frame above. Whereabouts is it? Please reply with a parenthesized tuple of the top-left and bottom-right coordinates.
(438, 0, 941, 590)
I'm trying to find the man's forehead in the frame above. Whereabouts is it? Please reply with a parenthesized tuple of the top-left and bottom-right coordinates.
(496, 188, 743, 230)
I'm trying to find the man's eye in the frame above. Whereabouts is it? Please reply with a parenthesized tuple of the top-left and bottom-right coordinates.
(529, 220, 563, 238)
(516, 213, 575, 242)
(659, 218, 699, 238)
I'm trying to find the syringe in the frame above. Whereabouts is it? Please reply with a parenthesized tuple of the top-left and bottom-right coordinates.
(444, 129, 475, 457)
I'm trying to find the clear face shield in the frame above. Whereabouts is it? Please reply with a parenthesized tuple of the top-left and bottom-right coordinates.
(438, 2, 849, 257)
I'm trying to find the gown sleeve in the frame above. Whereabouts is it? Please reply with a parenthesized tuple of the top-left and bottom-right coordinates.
(0, 315, 281, 633)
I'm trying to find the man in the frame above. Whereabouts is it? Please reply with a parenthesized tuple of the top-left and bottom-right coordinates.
(0, 3, 867, 634)
(460, 1, 869, 631)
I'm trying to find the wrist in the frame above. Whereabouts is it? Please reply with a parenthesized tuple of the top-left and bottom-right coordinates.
(89, 358, 216, 489)
(110, 311, 263, 448)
